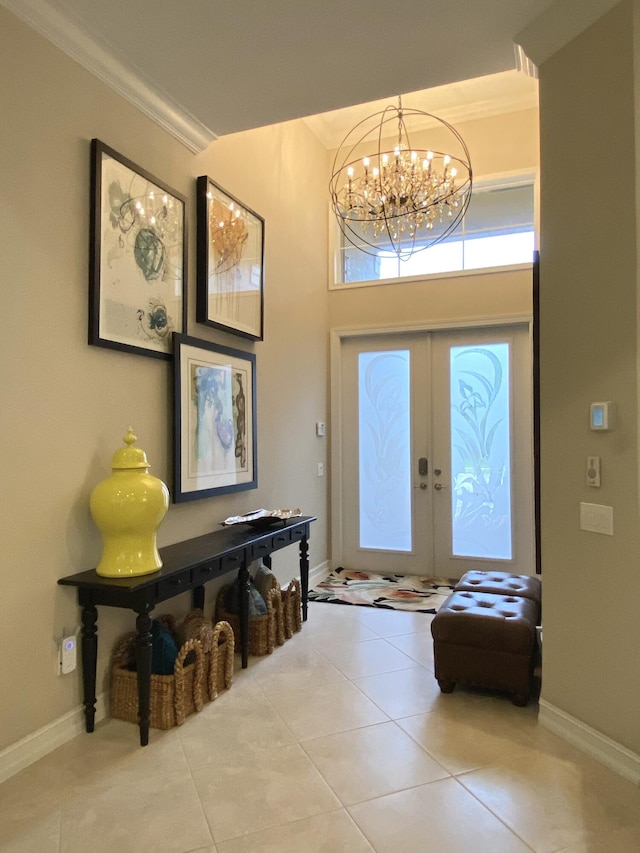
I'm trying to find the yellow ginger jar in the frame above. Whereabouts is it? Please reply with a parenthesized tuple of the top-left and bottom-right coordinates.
(90, 427, 169, 577)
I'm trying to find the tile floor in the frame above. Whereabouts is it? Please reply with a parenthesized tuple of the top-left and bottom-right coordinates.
(2, 601, 640, 852)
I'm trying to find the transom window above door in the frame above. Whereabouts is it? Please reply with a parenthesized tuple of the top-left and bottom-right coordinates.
(334, 176, 536, 286)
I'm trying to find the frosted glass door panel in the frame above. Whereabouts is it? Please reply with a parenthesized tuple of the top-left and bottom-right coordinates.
(450, 343, 512, 559)
(358, 350, 412, 551)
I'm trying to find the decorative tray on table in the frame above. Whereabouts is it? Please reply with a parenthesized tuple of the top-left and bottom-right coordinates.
(221, 508, 302, 528)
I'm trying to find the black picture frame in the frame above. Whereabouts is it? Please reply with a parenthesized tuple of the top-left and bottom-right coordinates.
(196, 175, 264, 340)
(89, 139, 187, 360)
(173, 333, 257, 502)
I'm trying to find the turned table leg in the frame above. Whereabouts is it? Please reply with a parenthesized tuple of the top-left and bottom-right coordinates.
(135, 610, 153, 746)
(299, 538, 309, 621)
(238, 562, 250, 668)
(80, 604, 98, 733)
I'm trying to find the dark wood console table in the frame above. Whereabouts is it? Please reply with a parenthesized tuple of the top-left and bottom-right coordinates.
(58, 515, 316, 746)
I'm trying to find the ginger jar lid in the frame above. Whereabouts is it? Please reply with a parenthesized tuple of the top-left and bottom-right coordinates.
(111, 427, 150, 470)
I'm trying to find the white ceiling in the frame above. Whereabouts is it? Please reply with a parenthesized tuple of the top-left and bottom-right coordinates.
(1, 0, 620, 151)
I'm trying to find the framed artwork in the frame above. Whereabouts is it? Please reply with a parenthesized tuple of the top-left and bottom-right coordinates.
(173, 333, 257, 502)
(89, 139, 187, 360)
(196, 175, 264, 340)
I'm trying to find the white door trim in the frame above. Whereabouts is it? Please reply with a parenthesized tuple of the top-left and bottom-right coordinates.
(330, 313, 533, 569)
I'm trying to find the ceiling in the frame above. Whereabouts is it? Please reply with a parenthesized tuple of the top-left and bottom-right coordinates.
(1, 0, 621, 152)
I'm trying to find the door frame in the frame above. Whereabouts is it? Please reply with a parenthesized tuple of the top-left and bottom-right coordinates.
(330, 313, 534, 570)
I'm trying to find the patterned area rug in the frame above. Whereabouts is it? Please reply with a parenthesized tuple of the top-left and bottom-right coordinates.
(308, 568, 456, 613)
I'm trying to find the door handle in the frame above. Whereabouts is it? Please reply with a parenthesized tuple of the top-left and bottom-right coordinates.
(413, 482, 428, 490)
(434, 482, 447, 490)
(418, 457, 428, 476)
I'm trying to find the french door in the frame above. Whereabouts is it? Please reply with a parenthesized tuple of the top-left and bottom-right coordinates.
(338, 324, 534, 579)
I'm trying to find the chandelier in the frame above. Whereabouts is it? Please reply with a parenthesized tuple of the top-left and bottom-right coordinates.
(330, 97, 473, 260)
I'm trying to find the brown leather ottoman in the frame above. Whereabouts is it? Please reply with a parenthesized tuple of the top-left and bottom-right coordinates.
(431, 590, 538, 706)
(455, 570, 541, 610)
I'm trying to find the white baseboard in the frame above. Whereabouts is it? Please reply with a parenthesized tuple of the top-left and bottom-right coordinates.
(539, 699, 640, 785)
(309, 560, 331, 588)
(0, 693, 108, 784)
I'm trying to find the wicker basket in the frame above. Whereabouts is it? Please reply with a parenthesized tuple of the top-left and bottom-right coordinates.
(255, 571, 302, 643)
(215, 583, 279, 656)
(177, 610, 235, 701)
(282, 578, 302, 639)
(110, 626, 205, 730)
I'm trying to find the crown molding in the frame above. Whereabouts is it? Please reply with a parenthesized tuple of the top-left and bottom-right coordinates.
(515, 0, 621, 68)
(1, 0, 216, 153)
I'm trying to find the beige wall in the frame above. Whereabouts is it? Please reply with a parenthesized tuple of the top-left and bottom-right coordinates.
(539, 0, 640, 753)
(0, 8, 329, 750)
(328, 266, 533, 331)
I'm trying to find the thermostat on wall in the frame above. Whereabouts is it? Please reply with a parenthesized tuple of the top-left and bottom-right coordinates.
(590, 402, 614, 431)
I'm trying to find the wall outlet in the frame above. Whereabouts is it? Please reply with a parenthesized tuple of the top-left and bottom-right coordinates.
(58, 635, 77, 675)
(317, 462, 324, 477)
(316, 422, 326, 437)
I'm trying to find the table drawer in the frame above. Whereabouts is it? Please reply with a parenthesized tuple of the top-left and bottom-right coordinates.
(270, 530, 292, 550)
(192, 560, 222, 584)
(250, 539, 272, 561)
(157, 569, 192, 599)
(289, 525, 307, 544)
(220, 552, 244, 572)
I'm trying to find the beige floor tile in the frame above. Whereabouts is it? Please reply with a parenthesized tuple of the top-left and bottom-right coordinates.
(352, 607, 436, 638)
(353, 666, 446, 719)
(348, 777, 531, 852)
(0, 802, 61, 853)
(396, 702, 542, 775)
(178, 697, 297, 767)
(458, 750, 640, 853)
(303, 721, 450, 805)
(216, 809, 375, 852)
(556, 826, 640, 852)
(191, 742, 339, 843)
(304, 618, 381, 645)
(385, 630, 436, 670)
(59, 770, 213, 853)
(266, 679, 389, 740)
(315, 637, 417, 679)
(248, 642, 347, 695)
(47, 718, 191, 793)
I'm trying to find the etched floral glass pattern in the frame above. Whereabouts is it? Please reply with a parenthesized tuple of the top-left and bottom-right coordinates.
(359, 350, 412, 551)
(450, 343, 512, 559)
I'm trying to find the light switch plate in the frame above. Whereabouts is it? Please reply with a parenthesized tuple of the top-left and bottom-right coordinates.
(579, 502, 613, 535)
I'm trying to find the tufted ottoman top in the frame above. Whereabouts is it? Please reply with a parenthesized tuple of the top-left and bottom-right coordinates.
(455, 570, 541, 606)
(431, 590, 538, 654)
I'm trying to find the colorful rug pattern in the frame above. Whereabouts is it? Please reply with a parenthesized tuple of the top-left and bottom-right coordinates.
(308, 568, 456, 613)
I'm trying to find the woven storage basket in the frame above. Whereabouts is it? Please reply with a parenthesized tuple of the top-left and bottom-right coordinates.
(215, 583, 278, 656)
(282, 578, 302, 639)
(110, 628, 205, 730)
(177, 611, 235, 701)
(255, 572, 302, 643)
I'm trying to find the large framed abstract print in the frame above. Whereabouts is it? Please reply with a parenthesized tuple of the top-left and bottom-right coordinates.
(89, 139, 187, 359)
(173, 333, 257, 502)
(196, 176, 264, 340)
